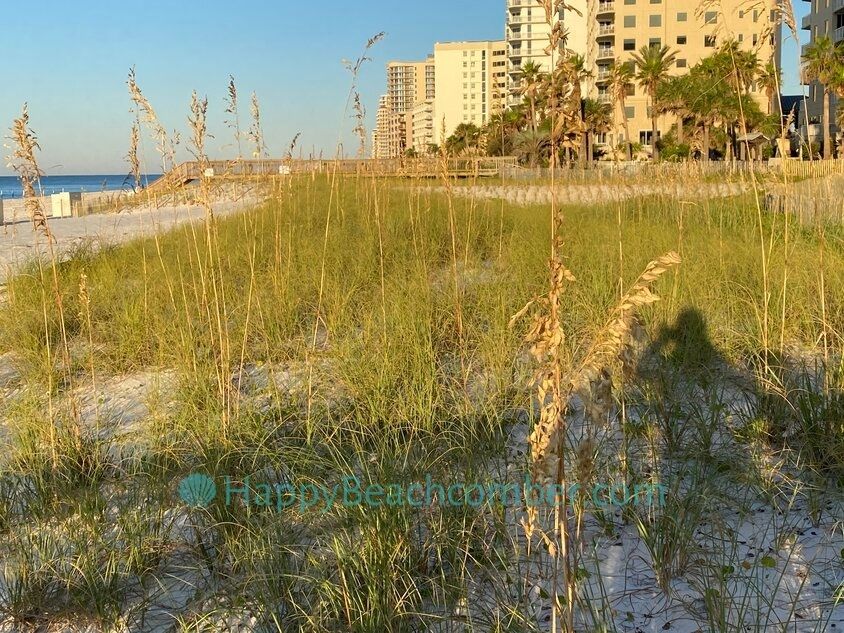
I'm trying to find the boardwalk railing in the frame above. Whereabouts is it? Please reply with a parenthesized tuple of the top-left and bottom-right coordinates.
(145, 157, 517, 194)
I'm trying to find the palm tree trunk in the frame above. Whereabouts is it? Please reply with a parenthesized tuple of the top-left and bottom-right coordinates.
(823, 88, 831, 160)
(580, 126, 587, 167)
(650, 90, 659, 161)
(613, 107, 619, 163)
(622, 112, 632, 161)
(677, 117, 684, 145)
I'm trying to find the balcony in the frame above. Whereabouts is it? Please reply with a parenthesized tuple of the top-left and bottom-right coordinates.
(510, 30, 551, 41)
(597, 94, 612, 104)
(801, 14, 811, 29)
(834, 0, 844, 12)
(836, 25, 844, 42)
(598, 23, 615, 36)
(597, 48, 615, 60)
(596, 71, 612, 83)
(597, 2, 616, 15)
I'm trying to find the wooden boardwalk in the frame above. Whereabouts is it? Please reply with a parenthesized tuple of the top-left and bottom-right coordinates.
(145, 157, 517, 195)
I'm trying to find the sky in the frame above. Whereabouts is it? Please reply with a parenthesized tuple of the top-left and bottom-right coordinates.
(0, 0, 809, 176)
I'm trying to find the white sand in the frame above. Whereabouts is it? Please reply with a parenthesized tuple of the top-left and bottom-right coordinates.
(0, 195, 263, 284)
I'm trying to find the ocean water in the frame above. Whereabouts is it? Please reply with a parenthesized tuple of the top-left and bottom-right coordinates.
(0, 175, 161, 199)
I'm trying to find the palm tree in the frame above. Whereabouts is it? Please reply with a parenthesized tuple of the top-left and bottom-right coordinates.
(513, 128, 551, 166)
(483, 107, 524, 156)
(656, 75, 691, 144)
(630, 45, 677, 161)
(445, 123, 482, 156)
(517, 60, 545, 138)
(802, 36, 840, 159)
(757, 60, 781, 116)
(831, 63, 844, 156)
(566, 54, 593, 165)
(583, 98, 612, 161)
(608, 59, 635, 160)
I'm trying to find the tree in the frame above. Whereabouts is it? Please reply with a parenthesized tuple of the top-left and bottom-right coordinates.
(513, 128, 551, 166)
(757, 60, 781, 116)
(829, 62, 844, 156)
(608, 59, 635, 160)
(444, 123, 482, 156)
(541, 55, 584, 166)
(563, 54, 592, 165)
(656, 75, 691, 144)
(630, 45, 677, 161)
(517, 60, 545, 139)
(802, 36, 841, 159)
(483, 106, 525, 156)
(583, 98, 612, 161)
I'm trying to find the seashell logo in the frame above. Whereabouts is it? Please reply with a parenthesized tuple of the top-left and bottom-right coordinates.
(178, 473, 217, 508)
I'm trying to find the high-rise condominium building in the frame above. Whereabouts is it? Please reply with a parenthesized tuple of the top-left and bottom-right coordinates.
(411, 100, 435, 152)
(373, 95, 392, 159)
(802, 0, 844, 125)
(594, 0, 781, 150)
(433, 40, 508, 143)
(373, 57, 436, 158)
(505, 0, 587, 105)
(506, 0, 781, 153)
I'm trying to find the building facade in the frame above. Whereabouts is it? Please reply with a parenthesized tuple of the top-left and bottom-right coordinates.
(433, 40, 508, 143)
(505, 0, 587, 105)
(373, 57, 436, 158)
(411, 100, 435, 152)
(801, 0, 844, 126)
(593, 0, 781, 151)
(506, 0, 781, 154)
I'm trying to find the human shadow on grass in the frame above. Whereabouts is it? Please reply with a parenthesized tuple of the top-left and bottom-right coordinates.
(634, 307, 843, 493)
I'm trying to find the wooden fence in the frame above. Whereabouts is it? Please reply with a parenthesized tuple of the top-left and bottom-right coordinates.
(145, 157, 518, 194)
(780, 159, 844, 180)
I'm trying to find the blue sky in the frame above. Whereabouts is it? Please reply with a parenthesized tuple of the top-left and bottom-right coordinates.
(1, 0, 808, 175)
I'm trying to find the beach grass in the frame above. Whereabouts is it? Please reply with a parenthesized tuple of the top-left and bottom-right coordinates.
(0, 174, 842, 630)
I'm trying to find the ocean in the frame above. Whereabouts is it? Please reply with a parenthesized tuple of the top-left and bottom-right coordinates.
(0, 175, 161, 199)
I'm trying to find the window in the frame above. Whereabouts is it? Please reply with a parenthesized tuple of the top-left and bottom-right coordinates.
(676, 35, 686, 44)
(704, 35, 716, 47)
(649, 38, 661, 48)
(624, 15, 636, 27)
(738, 10, 744, 18)
(753, 9, 759, 22)
(704, 11, 717, 24)
(649, 14, 662, 27)
(676, 58, 687, 68)
(640, 130, 657, 145)
(623, 38, 636, 50)
(752, 33, 758, 45)
(625, 106, 635, 119)
(624, 0, 635, 4)
(738, 33, 744, 42)
(650, 0, 662, 3)
(677, 11, 687, 21)
(625, 84, 635, 96)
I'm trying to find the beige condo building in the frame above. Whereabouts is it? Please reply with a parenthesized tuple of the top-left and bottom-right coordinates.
(506, 0, 781, 154)
(801, 0, 844, 126)
(506, 0, 587, 105)
(373, 57, 435, 158)
(433, 40, 509, 144)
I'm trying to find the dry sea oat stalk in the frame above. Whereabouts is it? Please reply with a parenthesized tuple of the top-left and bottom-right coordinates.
(7, 104, 53, 241)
